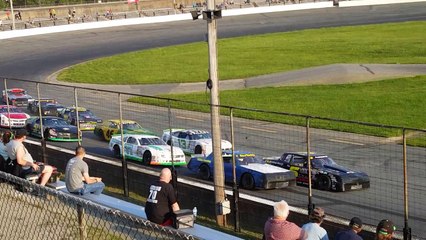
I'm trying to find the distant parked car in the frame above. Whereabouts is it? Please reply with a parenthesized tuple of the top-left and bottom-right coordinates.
(109, 134, 186, 166)
(2, 88, 34, 107)
(0, 105, 30, 128)
(25, 116, 81, 142)
(94, 119, 155, 141)
(187, 150, 296, 190)
(264, 152, 370, 192)
(162, 129, 232, 155)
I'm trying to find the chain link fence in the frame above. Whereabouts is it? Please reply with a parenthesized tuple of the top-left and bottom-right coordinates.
(0, 171, 197, 240)
(1, 77, 425, 239)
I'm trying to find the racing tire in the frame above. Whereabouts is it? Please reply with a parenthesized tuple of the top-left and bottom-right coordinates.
(198, 164, 211, 180)
(113, 145, 121, 158)
(25, 125, 32, 136)
(317, 175, 332, 191)
(241, 173, 255, 190)
(166, 140, 171, 145)
(143, 151, 152, 166)
(194, 145, 202, 155)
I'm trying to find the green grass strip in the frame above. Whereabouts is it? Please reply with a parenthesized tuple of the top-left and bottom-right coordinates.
(57, 21, 426, 84)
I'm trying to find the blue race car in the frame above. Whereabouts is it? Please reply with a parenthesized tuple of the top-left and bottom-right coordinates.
(187, 150, 296, 190)
(264, 152, 370, 192)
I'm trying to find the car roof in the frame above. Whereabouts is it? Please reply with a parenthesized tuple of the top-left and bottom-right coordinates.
(7, 88, 25, 92)
(123, 134, 159, 139)
(221, 150, 254, 157)
(285, 152, 328, 158)
(182, 129, 209, 134)
(109, 119, 138, 124)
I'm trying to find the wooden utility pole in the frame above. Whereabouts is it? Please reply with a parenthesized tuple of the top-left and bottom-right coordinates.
(205, 0, 226, 227)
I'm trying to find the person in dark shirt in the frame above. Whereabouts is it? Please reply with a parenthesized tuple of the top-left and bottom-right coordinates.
(335, 217, 363, 240)
(376, 219, 396, 240)
(145, 168, 180, 226)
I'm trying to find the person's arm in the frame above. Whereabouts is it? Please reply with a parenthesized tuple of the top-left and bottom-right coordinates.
(171, 202, 180, 212)
(82, 172, 101, 184)
(16, 146, 38, 170)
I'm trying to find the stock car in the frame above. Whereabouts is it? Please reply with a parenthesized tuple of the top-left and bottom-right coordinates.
(39, 103, 65, 116)
(264, 152, 370, 192)
(25, 116, 81, 142)
(162, 129, 232, 156)
(67, 108, 102, 131)
(108, 134, 186, 166)
(2, 88, 34, 107)
(0, 105, 30, 128)
(187, 150, 296, 190)
(94, 119, 155, 141)
(28, 98, 57, 113)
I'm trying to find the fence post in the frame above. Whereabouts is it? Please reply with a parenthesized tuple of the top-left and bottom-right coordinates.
(229, 107, 240, 232)
(118, 93, 129, 197)
(36, 83, 48, 164)
(74, 88, 81, 146)
(77, 204, 87, 240)
(167, 100, 178, 198)
(3, 79, 12, 131)
(306, 117, 314, 215)
(402, 129, 411, 240)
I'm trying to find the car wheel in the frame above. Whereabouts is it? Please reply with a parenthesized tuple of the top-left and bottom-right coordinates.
(166, 140, 171, 145)
(317, 175, 332, 191)
(194, 145, 202, 154)
(44, 129, 50, 139)
(198, 164, 211, 180)
(143, 151, 152, 165)
(113, 145, 121, 158)
(241, 173, 255, 190)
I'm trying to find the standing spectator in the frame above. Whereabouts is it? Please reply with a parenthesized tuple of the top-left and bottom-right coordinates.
(376, 219, 396, 240)
(6, 10, 11, 20)
(6, 129, 53, 186)
(302, 207, 329, 240)
(145, 168, 180, 226)
(65, 146, 105, 195)
(49, 9, 53, 19)
(335, 217, 363, 240)
(263, 200, 307, 240)
(72, 7, 76, 18)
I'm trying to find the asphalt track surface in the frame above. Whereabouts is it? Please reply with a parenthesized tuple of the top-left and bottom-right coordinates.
(1, 2, 426, 238)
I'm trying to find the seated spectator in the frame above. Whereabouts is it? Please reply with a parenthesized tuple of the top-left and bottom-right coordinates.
(376, 219, 396, 240)
(145, 168, 180, 226)
(65, 146, 105, 195)
(334, 217, 363, 240)
(6, 129, 53, 186)
(263, 200, 307, 240)
(302, 207, 329, 240)
(0, 131, 12, 173)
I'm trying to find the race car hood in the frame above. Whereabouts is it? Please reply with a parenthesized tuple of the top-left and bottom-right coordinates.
(321, 164, 362, 175)
(1, 113, 29, 119)
(79, 114, 101, 122)
(51, 125, 78, 133)
(196, 139, 232, 148)
(148, 145, 183, 155)
(240, 163, 289, 174)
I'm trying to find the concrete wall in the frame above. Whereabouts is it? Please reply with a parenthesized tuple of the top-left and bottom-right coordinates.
(25, 142, 378, 239)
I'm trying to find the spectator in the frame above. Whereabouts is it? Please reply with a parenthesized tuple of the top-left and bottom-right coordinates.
(0, 131, 12, 173)
(335, 217, 363, 240)
(6, 129, 53, 186)
(65, 146, 105, 195)
(263, 200, 307, 240)
(145, 168, 180, 226)
(72, 7, 76, 18)
(302, 207, 329, 240)
(376, 219, 396, 240)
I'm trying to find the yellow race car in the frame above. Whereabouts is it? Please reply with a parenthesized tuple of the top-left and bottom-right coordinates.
(94, 119, 155, 141)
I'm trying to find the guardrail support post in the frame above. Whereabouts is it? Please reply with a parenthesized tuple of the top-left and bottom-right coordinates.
(402, 129, 411, 240)
(118, 93, 129, 197)
(74, 88, 82, 146)
(36, 83, 48, 164)
(306, 117, 314, 215)
(229, 108, 240, 232)
(77, 204, 87, 240)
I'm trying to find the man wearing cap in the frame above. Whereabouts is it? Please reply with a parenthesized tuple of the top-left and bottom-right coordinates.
(376, 219, 395, 240)
(334, 217, 363, 240)
(301, 207, 329, 240)
(6, 129, 53, 186)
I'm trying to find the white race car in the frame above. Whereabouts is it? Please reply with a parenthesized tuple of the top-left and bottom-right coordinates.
(0, 105, 30, 128)
(108, 134, 186, 166)
(162, 129, 232, 156)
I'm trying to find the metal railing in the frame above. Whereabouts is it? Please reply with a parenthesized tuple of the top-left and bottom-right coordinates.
(1, 77, 425, 239)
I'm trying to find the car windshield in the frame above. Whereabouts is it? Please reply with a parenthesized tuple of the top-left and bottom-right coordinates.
(139, 137, 165, 145)
(312, 157, 337, 167)
(78, 111, 94, 117)
(0, 107, 22, 113)
(191, 132, 211, 140)
(43, 118, 69, 125)
(123, 123, 141, 130)
(237, 154, 264, 165)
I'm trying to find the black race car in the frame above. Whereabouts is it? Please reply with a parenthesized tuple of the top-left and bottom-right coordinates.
(25, 116, 81, 142)
(264, 152, 370, 192)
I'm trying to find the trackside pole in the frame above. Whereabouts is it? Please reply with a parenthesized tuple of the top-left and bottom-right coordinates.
(168, 100, 178, 198)
(230, 108, 240, 232)
(37, 83, 47, 164)
(118, 93, 129, 197)
(73, 88, 81, 146)
(306, 117, 314, 215)
(3, 79, 12, 131)
(402, 129, 411, 240)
